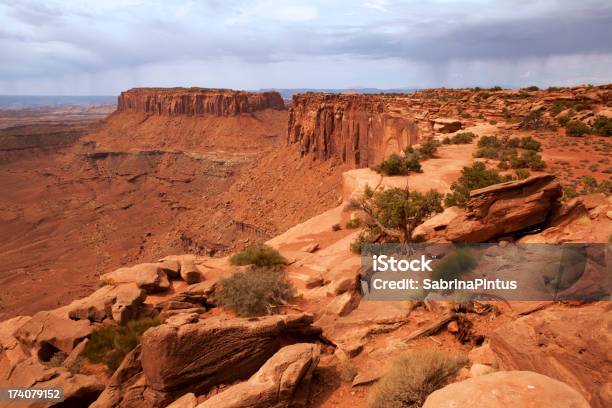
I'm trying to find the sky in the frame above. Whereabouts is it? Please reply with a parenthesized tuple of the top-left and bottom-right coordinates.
(1, 0, 612, 95)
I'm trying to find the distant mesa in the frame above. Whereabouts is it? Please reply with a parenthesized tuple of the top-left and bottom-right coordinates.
(117, 87, 285, 117)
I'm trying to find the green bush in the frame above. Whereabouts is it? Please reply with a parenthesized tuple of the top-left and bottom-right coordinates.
(593, 115, 612, 136)
(523, 85, 539, 91)
(83, 318, 162, 371)
(519, 136, 541, 151)
(477, 135, 502, 149)
(217, 267, 294, 317)
(367, 350, 467, 408)
(520, 110, 546, 130)
(565, 121, 590, 137)
(374, 189, 443, 233)
(509, 150, 546, 171)
(448, 132, 476, 144)
(515, 168, 531, 179)
(557, 114, 571, 126)
(345, 217, 362, 229)
(229, 243, 286, 268)
(445, 162, 509, 207)
(431, 249, 478, 282)
(419, 138, 439, 159)
(374, 153, 422, 176)
(474, 146, 499, 159)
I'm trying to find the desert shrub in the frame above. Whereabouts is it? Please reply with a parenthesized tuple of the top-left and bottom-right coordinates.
(230, 243, 285, 268)
(477, 135, 501, 149)
(509, 150, 546, 171)
(592, 115, 612, 136)
(442, 136, 451, 144)
(449, 132, 476, 144)
(565, 121, 590, 137)
(372, 188, 442, 238)
(374, 152, 422, 176)
(498, 160, 509, 170)
(217, 267, 294, 316)
(579, 176, 612, 195)
(332, 223, 342, 231)
(418, 138, 439, 159)
(445, 162, 509, 207)
(474, 146, 499, 159)
(519, 136, 541, 151)
(563, 187, 579, 200)
(430, 249, 478, 283)
(523, 85, 540, 91)
(557, 114, 571, 126)
(346, 217, 362, 229)
(520, 110, 546, 130)
(83, 318, 162, 371)
(506, 137, 520, 148)
(547, 86, 562, 92)
(515, 168, 531, 179)
(367, 350, 467, 408)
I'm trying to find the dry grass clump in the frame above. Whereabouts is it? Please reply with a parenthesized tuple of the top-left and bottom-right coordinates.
(367, 349, 467, 408)
(217, 267, 294, 317)
(229, 243, 286, 268)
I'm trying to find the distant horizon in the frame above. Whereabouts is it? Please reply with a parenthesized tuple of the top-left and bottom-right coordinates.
(1, 81, 610, 98)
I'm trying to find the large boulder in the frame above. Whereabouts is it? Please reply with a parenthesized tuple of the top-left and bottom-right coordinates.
(489, 303, 611, 407)
(67, 283, 146, 324)
(160, 255, 203, 284)
(100, 263, 171, 293)
(197, 343, 320, 408)
(140, 314, 320, 393)
(90, 345, 172, 408)
(431, 118, 463, 133)
(414, 175, 562, 242)
(423, 371, 589, 407)
(13, 311, 92, 355)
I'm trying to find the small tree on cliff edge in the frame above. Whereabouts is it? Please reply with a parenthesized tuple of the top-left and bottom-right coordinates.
(360, 185, 443, 243)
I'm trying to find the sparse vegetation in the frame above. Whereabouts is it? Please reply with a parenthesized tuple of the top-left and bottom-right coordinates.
(332, 223, 342, 231)
(229, 243, 286, 268)
(418, 137, 440, 159)
(445, 162, 510, 207)
(509, 150, 546, 171)
(373, 153, 422, 176)
(367, 350, 467, 408)
(83, 318, 162, 371)
(442, 132, 476, 145)
(346, 217, 362, 229)
(362, 187, 443, 242)
(520, 110, 546, 130)
(430, 249, 477, 283)
(338, 358, 358, 383)
(565, 120, 590, 137)
(515, 168, 531, 179)
(592, 115, 612, 136)
(217, 267, 295, 317)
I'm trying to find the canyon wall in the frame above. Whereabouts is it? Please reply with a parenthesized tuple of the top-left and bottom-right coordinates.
(287, 94, 432, 167)
(117, 88, 285, 116)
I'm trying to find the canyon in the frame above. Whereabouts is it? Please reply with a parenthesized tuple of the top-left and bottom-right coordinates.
(0, 85, 610, 408)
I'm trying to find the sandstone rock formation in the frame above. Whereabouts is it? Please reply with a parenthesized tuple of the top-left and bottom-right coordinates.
(66, 283, 146, 324)
(489, 302, 611, 407)
(100, 263, 172, 293)
(197, 343, 320, 408)
(423, 371, 590, 408)
(140, 313, 320, 393)
(117, 88, 284, 116)
(287, 93, 430, 167)
(414, 174, 562, 242)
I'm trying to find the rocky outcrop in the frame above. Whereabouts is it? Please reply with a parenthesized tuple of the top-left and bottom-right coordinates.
(66, 283, 147, 324)
(287, 93, 431, 167)
(140, 313, 320, 393)
(431, 117, 463, 133)
(489, 303, 611, 407)
(423, 371, 590, 408)
(414, 174, 562, 242)
(100, 263, 172, 293)
(117, 88, 284, 117)
(197, 343, 320, 408)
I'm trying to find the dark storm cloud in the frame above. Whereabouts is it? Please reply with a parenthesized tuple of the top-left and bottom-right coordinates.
(0, 0, 611, 93)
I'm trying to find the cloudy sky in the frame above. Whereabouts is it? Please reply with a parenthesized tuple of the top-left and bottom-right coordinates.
(1, 0, 611, 95)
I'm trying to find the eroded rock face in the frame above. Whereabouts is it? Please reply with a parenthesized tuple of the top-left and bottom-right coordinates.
(66, 283, 146, 324)
(197, 343, 320, 408)
(14, 311, 92, 355)
(117, 88, 284, 117)
(423, 371, 590, 408)
(414, 175, 562, 242)
(287, 94, 430, 167)
(140, 313, 320, 393)
(100, 263, 171, 293)
(489, 303, 612, 407)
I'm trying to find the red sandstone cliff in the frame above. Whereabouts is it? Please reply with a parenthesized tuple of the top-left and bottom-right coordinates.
(117, 88, 285, 116)
(287, 93, 431, 167)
